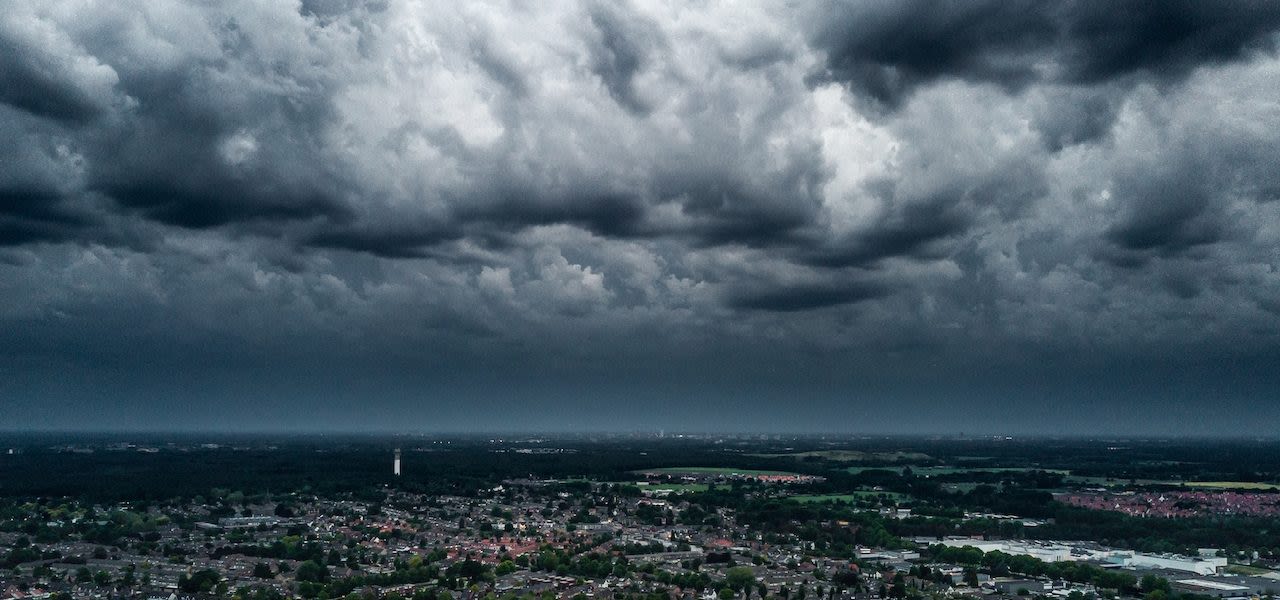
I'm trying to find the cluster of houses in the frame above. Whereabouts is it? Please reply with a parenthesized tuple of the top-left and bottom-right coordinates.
(1055, 492, 1280, 518)
(3, 484, 1279, 600)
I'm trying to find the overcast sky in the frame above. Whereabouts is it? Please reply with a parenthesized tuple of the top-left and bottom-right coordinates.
(2, 1, 1279, 434)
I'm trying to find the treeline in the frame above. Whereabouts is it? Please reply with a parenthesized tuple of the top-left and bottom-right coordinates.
(1034, 507, 1280, 556)
(5, 436, 1280, 502)
(212, 540, 329, 562)
(2, 540, 55, 568)
(728, 499, 910, 553)
(0, 440, 814, 502)
(890, 507, 1280, 557)
(531, 549, 631, 579)
(327, 565, 440, 597)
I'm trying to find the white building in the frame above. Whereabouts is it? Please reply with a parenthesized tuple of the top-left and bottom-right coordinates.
(935, 539, 1225, 575)
(1113, 552, 1226, 575)
(938, 539, 1115, 564)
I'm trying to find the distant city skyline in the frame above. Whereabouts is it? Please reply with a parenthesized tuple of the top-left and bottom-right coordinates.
(2, 2, 1279, 434)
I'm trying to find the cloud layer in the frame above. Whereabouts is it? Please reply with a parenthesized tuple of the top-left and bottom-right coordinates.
(2, 0, 1278, 432)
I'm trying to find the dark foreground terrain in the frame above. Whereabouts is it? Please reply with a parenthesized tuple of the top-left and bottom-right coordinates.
(2, 434, 1279, 600)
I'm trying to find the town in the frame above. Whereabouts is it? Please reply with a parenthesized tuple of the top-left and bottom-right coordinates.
(3, 437, 1280, 600)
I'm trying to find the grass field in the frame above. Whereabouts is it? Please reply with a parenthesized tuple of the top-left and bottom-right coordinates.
(1225, 564, 1275, 576)
(634, 483, 724, 493)
(790, 491, 907, 503)
(1063, 475, 1174, 486)
(1182, 481, 1280, 490)
(845, 466, 1068, 476)
(941, 482, 984, 492)
(1062, 476, 1280, 489)
(917, 466, 1069, 476)
(639, 467, 801, 477)
(844, 466, 911, 474)
(749, 451, 931, 462)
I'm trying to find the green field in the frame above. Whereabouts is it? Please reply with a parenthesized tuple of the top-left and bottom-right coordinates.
(941, 482, 984, 492)
(790, 491, 907, 503)
(1065, 475, 1175, 486)
(917, 466, 1069, 476)
(749, 450, 931, 462)
(639, 467, 801, 477)
(1225, 564, 1275, 576)
(845, 465, 1067, 476)
(635, 483, 716, 493)
(844, 466, 911, 475)
(1054, 475, 1279, 489)
(1183, 481, 1280, 490)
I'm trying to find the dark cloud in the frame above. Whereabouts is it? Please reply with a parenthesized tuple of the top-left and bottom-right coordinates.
(656, 176, 822, 248)
(0, 188, 86, 228)
(585, 2, 659, 115)
(1031, 87, 1126, 151)
(805, 200, 970, 268)
(308, 224, 463, 258)
(0, 188, 92, 246)
(80, 46, 348, 229)
(299, 0, 384, 20)
(456, 191, 651, 239)
(102, 180, 349, 229)
(1105, 189, 1225, 256)
(811, 0, 1280, 108)
(799, 158, 1048, 268)
(0, 36, 110, 123)
(0, 1, 1278, 432)
(810, 0, 1054, 107)
(1057, 1, 1280, 83)
(726, 278, 889, 312)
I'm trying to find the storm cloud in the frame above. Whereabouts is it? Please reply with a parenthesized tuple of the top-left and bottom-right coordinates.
(810, 0, 1280, 107)
(1, 0, 1278, 433)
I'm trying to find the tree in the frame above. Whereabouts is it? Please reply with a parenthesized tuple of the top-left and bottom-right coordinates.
(727, 567, 757, 594)
(449, 558, 490, 583)
(1140, 576, 1171, 594)
(296, 560, 330, 583)
(179, 569, 222, 594)
(254, 563, 275, 579)
(888, 574, 905, 599)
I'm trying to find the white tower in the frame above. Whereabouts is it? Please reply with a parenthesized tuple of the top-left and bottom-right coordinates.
(393, 448, 401, 476)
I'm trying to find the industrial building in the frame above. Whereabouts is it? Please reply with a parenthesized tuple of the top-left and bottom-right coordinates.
(936, 538, 1227, 575)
